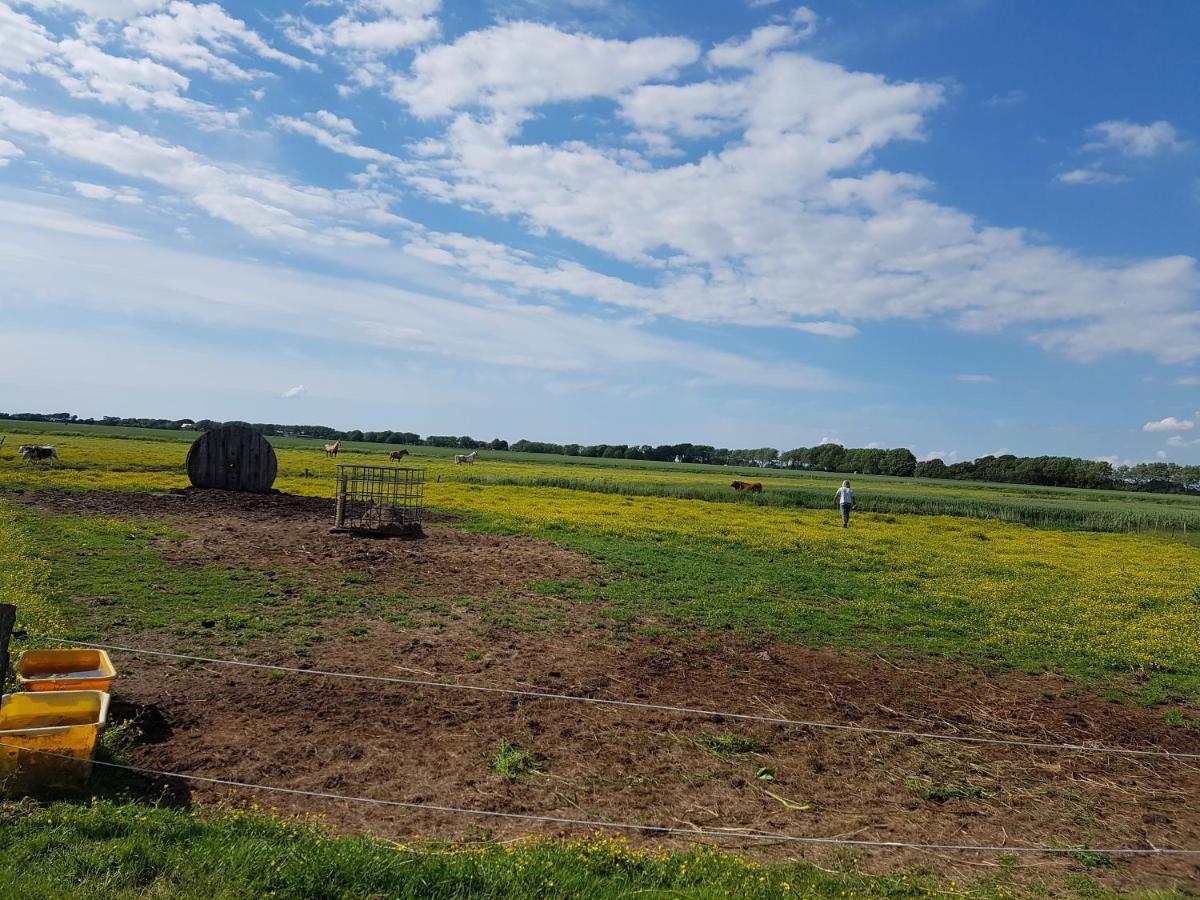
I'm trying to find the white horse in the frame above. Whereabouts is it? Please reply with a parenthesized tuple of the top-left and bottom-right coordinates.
(454, 450, 478, 465)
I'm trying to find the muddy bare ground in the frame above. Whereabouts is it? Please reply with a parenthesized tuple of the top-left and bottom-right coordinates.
(15, 489, 1200, 892)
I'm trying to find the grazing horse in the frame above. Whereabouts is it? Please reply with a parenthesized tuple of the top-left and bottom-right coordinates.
(324, 440, 341, 458)
(730, 480, 762, 493)
(454, 450, 478, 465)
(389, 449, 410, 461)
(19, 444, 58, 464)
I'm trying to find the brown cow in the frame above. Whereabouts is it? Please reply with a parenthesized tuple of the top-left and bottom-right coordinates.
(730, 480, 762, 493)
(389, 449, 410, 461)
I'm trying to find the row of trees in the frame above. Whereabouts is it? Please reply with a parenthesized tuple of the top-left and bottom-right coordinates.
(509, 440, 727, 463)
(781, 445, 918, 477)
(0, 413, 502, 451)
(4, 412, 1197, 493)
(912, 454, 1115, 488)
(913, 454, 1200, 494)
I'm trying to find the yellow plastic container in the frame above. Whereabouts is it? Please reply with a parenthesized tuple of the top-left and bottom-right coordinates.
(16, 649, 116, 693)
(0, 690, 110, 793)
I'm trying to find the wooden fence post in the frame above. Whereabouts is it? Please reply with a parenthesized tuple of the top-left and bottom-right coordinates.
(0, 604, 16, 697)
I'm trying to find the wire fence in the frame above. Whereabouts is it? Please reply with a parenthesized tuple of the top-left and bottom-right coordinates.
(45, 637, 1200, 762)
(4, 741, 1198, 857)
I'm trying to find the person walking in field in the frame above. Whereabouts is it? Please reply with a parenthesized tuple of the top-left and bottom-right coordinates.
(834, 480, 856, 527)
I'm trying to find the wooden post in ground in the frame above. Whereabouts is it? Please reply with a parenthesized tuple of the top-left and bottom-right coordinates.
(0, 604, 16, 696)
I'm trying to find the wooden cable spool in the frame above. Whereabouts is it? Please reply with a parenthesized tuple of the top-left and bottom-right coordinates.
(185, 425, 278, 492)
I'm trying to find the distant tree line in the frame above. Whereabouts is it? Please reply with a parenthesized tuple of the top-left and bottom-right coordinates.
(3, 411, 1197, 494)
(781, 444, 918, 477)
(509, 440, 729, 463)
(913, 453, 1200, 494)
(0, 412, 505, 451)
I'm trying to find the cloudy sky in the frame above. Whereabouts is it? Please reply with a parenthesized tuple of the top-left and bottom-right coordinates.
(1, 0, 1197, 462)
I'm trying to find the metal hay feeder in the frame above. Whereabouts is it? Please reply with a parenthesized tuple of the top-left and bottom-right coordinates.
(332, 464, 425, 537)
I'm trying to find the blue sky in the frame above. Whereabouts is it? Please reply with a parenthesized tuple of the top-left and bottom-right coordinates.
(0, 0, 1197, 463)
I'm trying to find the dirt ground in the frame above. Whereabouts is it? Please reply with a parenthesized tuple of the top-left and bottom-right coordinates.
(15, 489, 1200, 892)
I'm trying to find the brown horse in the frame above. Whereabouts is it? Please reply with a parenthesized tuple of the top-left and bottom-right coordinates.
(324, 440, 341, 457)
(389, 449, 410, 461)
(730, 480, 763, 493)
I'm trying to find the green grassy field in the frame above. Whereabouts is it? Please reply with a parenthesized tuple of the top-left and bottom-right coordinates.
(1, 799, 1104, 900)
(6, 419, 1200, 535)
(2, 420, 1199, 897)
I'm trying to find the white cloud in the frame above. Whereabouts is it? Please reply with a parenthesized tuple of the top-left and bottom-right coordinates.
(271, 112, 398, 164)
(395, 39, 1200, 361)
(1084, 119, 1186, 158)
(955, 373, 995, 382)
(283, 0, 439, 56)
(921, 450, 958, 463)
(709, 24, 806, 69)
(50, 37, 241, 126)
(0, 193, 838, 391)
(0, 4, 58, 73)
(1055, 167, 1128, 186)
(1175, 376, 1200, 386)
(0, 139, 23, 166)
(983, 89, 1025, 108)
(0, 97, 395, 241)
(281, 384, 308, 398)
(0, 196, 140, 239)
(710, 8, 815, 69)
(20, 0, 169, 22)
(0, 5, 243, 126)
(121, 1, 312, 81)
(390, 22, 699, 119)
(1143, 416, 1195, 433)
(325, 16, 438, 51)
(1156, 450, 1168, 459)
(71, 180, 142, 203)
(792, 321, 857, 337)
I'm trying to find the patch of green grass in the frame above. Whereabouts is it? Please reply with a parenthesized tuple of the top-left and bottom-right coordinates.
(905, 777, 987, 803)
(1068, 849, 1115, 869)
(1132, 683, 1173, 707)
(8, 507, 287, 644)
(96, 720, 141, 766)
(1162, 709, 1200, 730)
(490, 739, 541, 781)
(0, 798, 1043, 899)
(451, 470, 1200, 537)
(456, 513, 1200, 706)
(465, 649, 483, 661)
(696, 731, 766, 757)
